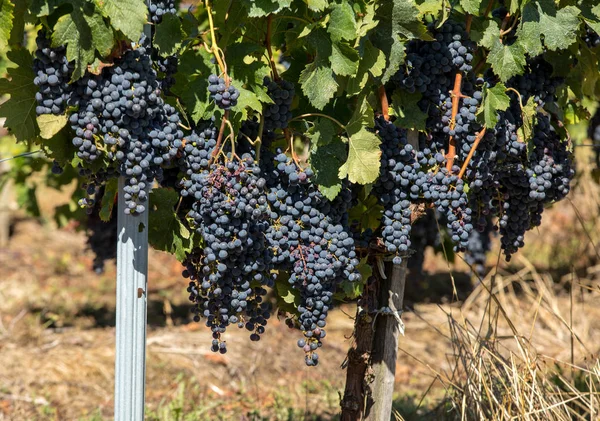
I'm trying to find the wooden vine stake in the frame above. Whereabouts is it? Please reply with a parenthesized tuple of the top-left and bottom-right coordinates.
(341, 86, 409, 421)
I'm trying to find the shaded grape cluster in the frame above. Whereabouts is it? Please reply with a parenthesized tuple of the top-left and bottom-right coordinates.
(208, 74, 239, 110)
(149, 0, 176, 24)
(262, 77, 295, 130)
(33, 30, 73, 115)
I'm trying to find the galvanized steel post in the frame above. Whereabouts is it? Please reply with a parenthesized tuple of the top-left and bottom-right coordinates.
(114, 177, 149, 421)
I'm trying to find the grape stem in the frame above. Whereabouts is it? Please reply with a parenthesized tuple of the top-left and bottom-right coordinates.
(445, 14, 472, 172)
(457, 127, 487, 179)
(284, 128, 301, 166)
(266, 15, 280, 81)
(210, 110, 230, 164)
(289, 113, 346, 130)
(483, 0, 495, 18)
(205, 0, 227, 76)
(378, 86, 390, 121)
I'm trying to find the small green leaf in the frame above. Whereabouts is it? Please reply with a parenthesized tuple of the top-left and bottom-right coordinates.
(328, 1, 357, 42)
(148, 188, 195, 261)
(0, 49, 39, 141)
(518, 98, 538, 155)
(460, 0, 481, 15)
(305, 0, 327, 11)
(99, 178, 118, 222)
(95, 0, 147, 41)
(309, 119, 336, 147)
(154, 13, 185, 56)
(339, 127, 381, 185)
(37, 114, 68, 139)
(481, 83, 510, 128)
(299, 61, 338, 110)
(52, 1, 115, 80)
(330, 42, 359, 76)
(347, 40, 386, 96)
(310, 137, 347, 201)
(0, 0, 14, 53)
(390, 90, 427, 131)
(245, 0, 292, 17)
(477, 20, 499, 50)
(487, 38, 526, 82)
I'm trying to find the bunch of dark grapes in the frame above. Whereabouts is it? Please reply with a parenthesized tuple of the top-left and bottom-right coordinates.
(148, 0, 176, 24)
(464, 216, 494, 278)
(263, 153, 359, 365)
(262, 77, 295, 130)
(67, 42, 183, 215)
(208, 75, 239, 110)
(178, 124, 274, 353)
(33, 30, 73, 115)
(584, 26, 600, 48)
(372, 117, 422, 263)
(156, 55, 178, 94)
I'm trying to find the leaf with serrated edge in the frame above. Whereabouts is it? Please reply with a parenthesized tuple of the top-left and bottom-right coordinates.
(299, 61, 338, 110)
(390, 90, 427, 131)
(460, 0, 481, 15)
(330, 42, 359, 76)
(339, 128, 381, 185)
(347, 40, 386, 96)
(0, 49, 39, 141)
(0, 0, 14, 53)
(245, 0, 292, 17)
(519, 98, 538, 157)
(148, 188, 194, 261)
(328, 1, 357, 42)
(37, 114, 68, 139)
(487, 38, 526, 82)
(99, 178, 118, 222)
(154, 13, 185, 56)
(305, 0, 327, 11)
(482, 83, 510, 128)
(52, 3, 114, 80)
(95, 0, 146, 41)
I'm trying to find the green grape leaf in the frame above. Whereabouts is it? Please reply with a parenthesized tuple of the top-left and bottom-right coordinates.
(481, 83, 510, 128)
(347, 40, 386, 96)
(0, 0, 14, 53)
(518, 97, 538, 157)
(245, 0, 292, 17)
(328, 1, 357, 42)
(330, 42, 359, 76)
(154, 13, 185, 56)
(37, 114, 69, 139)
(567, 45, 600, 98)
(0, 49, 39, 141)
(231, 84, 262, 122)
(170, 48, 213, 123)
(416, 0, 444, 18)
(28, 0, 64, 16)
(299, 61, 338, 110)
(309, 118, 336, 147)
(348, 194, 382, 232)
(486, 37, 526, 82)
(52, 0, 114, 80)
(95, 0, 147, 42)
(99, 178, 118, 222)
(460, 0, 481, 15)
(305, 0, 327, 11)
(371, 0, 431, 83)
(339, 128, 381, 185)
(518, 2, 580, 53)
(311, 137, 347, 201)
(390, 90, 427, 131)
(148, 188, 194, 261)
(477, 20, 499, 50)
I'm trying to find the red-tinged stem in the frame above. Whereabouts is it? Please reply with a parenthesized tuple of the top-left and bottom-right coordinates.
(378, 85, 390, 121)
(458, 127, 487, 179)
